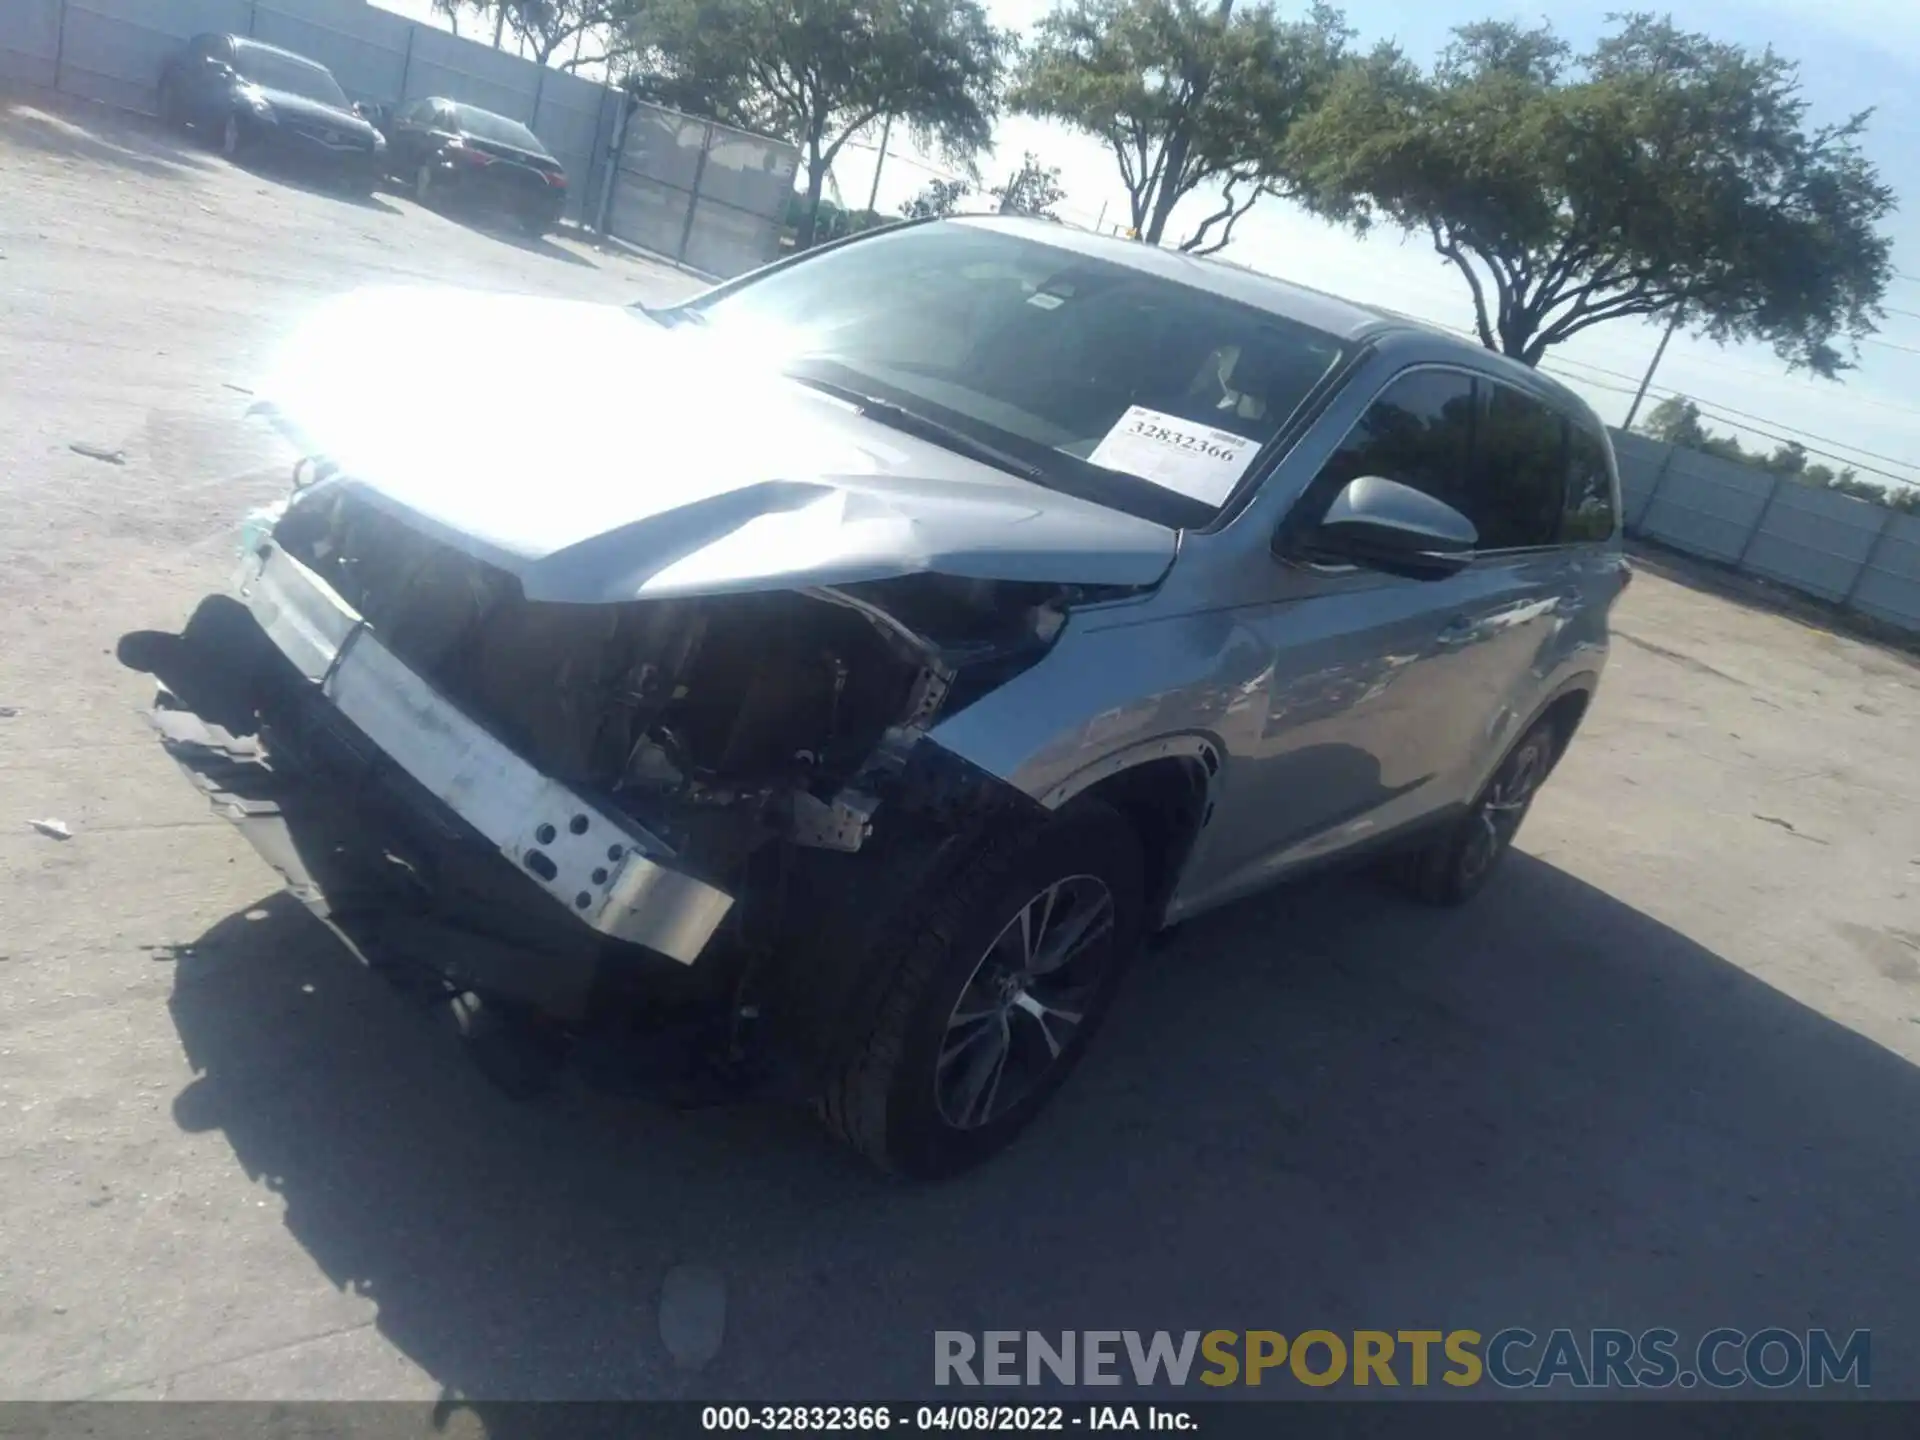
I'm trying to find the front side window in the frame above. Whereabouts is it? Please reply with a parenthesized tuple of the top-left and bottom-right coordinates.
(678, 221, 1351, 527)
(1305, 369, 1479, 524)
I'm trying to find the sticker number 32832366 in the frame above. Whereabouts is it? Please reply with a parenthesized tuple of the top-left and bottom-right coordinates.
(1084, 405, 1261, 506)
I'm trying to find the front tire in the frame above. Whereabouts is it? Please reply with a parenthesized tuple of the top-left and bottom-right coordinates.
(819, 803, 1144, 1179)
(1394, 721, 1557, 907)
(220, 113, 243, 159)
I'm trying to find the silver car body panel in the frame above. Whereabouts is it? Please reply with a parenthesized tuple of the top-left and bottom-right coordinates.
(251, 285, 1178, 603)
(234, 542, 736, 962)
(926, 329, 1622, 925)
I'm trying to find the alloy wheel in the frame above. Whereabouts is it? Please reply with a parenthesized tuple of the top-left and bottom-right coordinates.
(1460, 736, 1550, 883)
(934, 874, 1117, 1131)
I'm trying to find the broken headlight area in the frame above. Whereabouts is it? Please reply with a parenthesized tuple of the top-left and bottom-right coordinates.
(268, 484, 1077, 880)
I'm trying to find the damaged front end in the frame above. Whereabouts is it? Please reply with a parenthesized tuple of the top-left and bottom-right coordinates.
(125, 474, 1109, 1080)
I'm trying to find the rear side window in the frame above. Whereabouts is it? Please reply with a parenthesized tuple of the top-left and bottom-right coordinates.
(1307, 369, 1477, 519)
(1473, 382, 1566, 549)
(1562, 427, 1619, 541)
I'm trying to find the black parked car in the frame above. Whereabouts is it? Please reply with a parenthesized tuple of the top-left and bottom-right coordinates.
(383, 97, 568, 236)
(159, 34, 384, 192)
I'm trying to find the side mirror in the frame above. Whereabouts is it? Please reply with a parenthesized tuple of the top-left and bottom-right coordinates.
(1302, 475, 1477, 580)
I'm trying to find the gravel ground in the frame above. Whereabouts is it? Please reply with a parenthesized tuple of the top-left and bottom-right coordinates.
(3, 88, 1920, 1405)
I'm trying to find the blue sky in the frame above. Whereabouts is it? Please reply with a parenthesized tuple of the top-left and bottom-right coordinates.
(378, 0, 1920, 487)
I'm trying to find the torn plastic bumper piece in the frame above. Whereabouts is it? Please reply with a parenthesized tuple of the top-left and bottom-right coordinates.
(224, 541, 736, 965)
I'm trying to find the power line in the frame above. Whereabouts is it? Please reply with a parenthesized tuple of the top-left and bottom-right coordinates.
(1552, 372, 1919, 487)
(1862, 334, 1920, 356)
(1545, 354, 1920, 460)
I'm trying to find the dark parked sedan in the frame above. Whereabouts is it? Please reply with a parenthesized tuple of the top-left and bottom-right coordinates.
(159, 34, 385, 192)
(383, 97, 568, 236)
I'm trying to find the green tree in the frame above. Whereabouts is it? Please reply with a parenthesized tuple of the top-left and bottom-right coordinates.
(903, 177, 976, 218)
(990, 152, 1067, 217)
(630, 0, 1009, 248)
(1011, 0, 1352, 250)
(1639, 394, 1708, 449)
(500, 0, 637, 68)
(1287, 14, 1895, 372)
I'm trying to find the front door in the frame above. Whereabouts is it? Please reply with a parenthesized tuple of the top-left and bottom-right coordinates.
(1182, 367, 1512, 909)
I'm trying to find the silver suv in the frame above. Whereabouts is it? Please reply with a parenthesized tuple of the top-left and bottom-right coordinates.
(123, 217, 1628, 1177)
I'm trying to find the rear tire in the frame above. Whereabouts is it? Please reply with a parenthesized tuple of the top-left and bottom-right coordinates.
(1392, 721, 1556, 907)
(818, 802, 1144, 1179)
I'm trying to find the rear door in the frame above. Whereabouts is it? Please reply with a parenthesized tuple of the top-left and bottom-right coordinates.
(1418, 377, 1577, 790)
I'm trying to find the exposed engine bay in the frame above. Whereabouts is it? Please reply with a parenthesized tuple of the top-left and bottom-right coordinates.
(270, 483, 1083, 885)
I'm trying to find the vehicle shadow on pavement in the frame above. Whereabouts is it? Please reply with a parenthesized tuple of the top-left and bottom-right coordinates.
(235, 161, 404, 216)
(396, 197, 600, 268)
(162, 852, 1920, 1400)
(0, 91, 217, 181)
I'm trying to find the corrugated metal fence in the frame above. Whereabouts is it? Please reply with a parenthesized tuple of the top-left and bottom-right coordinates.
(1, 0, 796, 271)
(1611, 429, 1920, 635)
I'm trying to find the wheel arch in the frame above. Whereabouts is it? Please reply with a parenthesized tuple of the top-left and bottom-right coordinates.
(1045, 734, 1223, 929)
(1529, 672, 1600, 770)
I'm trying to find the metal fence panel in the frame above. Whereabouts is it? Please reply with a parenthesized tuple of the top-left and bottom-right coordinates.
(608, 171, 695, 259)
(602, 101, 798, 277)
(1740, 481, 1888, 602)
(250, 0, 410, 106)
(402, 24, 537, 123)
(1608, 430, 1667, 526)
(1849, 510, 1920, 631)
(696, 123, 798, 215)
(622, 104, 706, 189)
(0, 0, 63, 87)
(54, 0, 251, 111)
(682, 196, 781, 279)
(530, 67, 610, 224)
(1639, 447, 1776, 563)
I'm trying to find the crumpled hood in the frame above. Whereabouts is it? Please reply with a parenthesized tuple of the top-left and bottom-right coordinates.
(252, 286, 1180, 604)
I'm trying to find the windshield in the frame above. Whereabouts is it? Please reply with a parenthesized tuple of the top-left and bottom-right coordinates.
(451, 104, 549, 156)
(681, 221, 1351, 526)
(234, 45, 348, 108)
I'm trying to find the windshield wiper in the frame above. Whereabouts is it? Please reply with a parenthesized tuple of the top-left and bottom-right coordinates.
(789, 375, 1046, 482)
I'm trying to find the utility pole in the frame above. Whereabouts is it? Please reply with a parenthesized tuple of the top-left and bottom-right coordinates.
(865, 116, 892, 216)
(1623, 308, 1684, 432)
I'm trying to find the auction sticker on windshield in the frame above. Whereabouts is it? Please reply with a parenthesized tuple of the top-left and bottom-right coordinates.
(1085, 405, 1260, 505)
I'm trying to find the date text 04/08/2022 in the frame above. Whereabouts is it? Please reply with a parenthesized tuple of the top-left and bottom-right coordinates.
(699, 1405, 1195, 1431)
